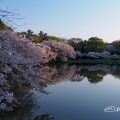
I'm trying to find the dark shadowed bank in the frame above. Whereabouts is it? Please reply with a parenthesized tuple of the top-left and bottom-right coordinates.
(49, 58, 120, 66)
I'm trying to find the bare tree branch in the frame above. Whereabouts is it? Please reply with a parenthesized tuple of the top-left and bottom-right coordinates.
(0, 5, 26, 29)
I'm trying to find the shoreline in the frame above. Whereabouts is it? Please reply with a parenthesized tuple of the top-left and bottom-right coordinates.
(48, 58, 120, 66)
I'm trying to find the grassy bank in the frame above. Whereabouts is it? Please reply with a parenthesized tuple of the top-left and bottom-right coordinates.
(67, 59, 120, 65)
(48, 57, 120, 66)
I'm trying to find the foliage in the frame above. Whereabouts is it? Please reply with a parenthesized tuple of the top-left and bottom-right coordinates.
(41, 40, 76, 61)
(0, 19, 13, 31)
(112, 40, 120, 54)
(106, 44, 117, 54)
(19, 30, 61, 43)
(26, 29, 34, 40)
(34, 34, 43, 43)
(68, 38, 84, 51)
(0, 19, 6, 30)
(34, 34, 61, 43)
(38, 31, 48, 41)
(47, 35, 60, 42)
(84, 37, 105, 53)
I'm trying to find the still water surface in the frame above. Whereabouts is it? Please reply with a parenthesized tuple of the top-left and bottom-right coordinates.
(1, 65, 120, 120)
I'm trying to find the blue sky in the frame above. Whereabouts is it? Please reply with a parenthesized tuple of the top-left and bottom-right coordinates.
(1, 0, 120, 42)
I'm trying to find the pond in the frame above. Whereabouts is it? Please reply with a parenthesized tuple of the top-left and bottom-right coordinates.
(1, 64, 120, 120)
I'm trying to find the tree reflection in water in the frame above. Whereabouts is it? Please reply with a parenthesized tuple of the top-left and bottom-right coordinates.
(0, 64, 120, 120)
(0, 88, 54, 120)
(70, 65, 120, 83)
(77, 69, 106, 83)
(34, 114, 54, 120)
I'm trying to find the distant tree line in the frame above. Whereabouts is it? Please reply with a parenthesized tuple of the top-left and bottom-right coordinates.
(68, 37, 106, 53)
(1, 20, 120, 55)
(18, 29, 61, 43)
(68, 37, 120, 55)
